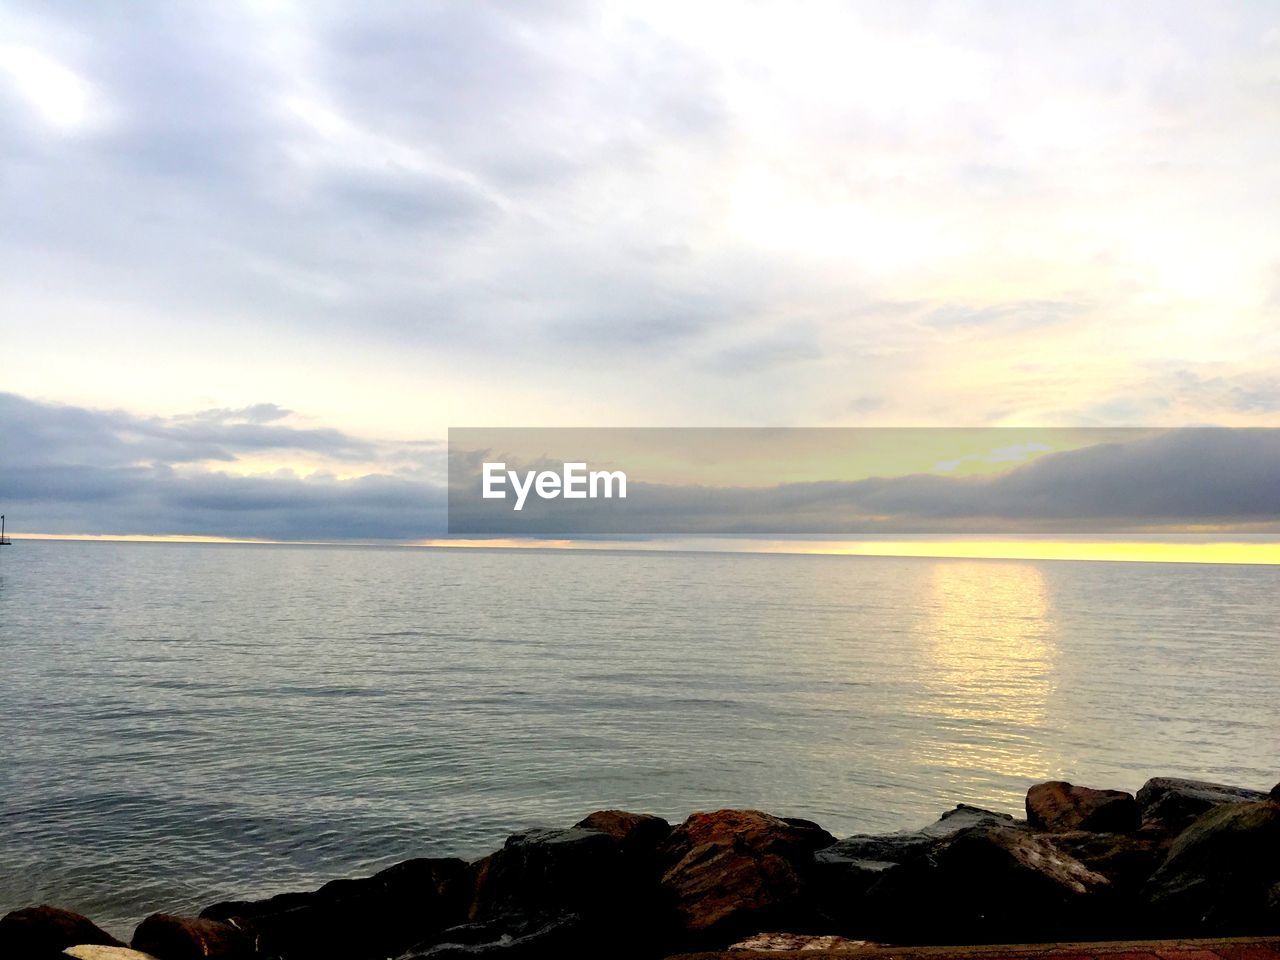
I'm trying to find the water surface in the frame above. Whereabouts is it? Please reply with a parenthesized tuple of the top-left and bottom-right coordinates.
(1, 540, 1276, 934)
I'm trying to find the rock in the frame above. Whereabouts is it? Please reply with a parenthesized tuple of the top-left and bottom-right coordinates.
(864, 825, 1113, 943)
(467, 827, 638, 924)
(1045, 830, 1162, 894)
(658, 809, 836, 941)
(0, 906, 124, 959)
(1271, 782, 1280, 803)
(727, 931, 869, 951)
(1143, 797, 1280, 934)
(811, 805, 1017, 924)
(131, 914, 254, 960)
(1136, 778, 1268, 836)
(64, 947, 160, 960)
(201, 857, 466, 960)
(574, 810, 671, 858)
(1027, 781, 1140, 833)
(397, 913, 589, 958)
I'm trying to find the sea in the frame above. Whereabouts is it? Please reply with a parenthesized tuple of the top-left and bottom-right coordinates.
(1, 539, 1276, 935)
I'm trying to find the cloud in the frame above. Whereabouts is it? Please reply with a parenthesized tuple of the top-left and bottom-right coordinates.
(0, 393, 445, 539)
(449, 428, 1280, 536)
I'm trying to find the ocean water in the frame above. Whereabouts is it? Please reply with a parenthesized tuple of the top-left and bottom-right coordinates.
(0, 540, 1276, 935)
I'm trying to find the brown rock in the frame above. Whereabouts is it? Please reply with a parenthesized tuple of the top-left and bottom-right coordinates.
(658, 809, 835, 940)
(0, 906, 123, 959)
(574, 810, 670, 856)
(1027, 781, 1140, 833)
(131, 915, 254, 960)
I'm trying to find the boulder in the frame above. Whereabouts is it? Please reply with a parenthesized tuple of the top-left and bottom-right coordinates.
(64, 948, 160, 960)
(1136, 778, 1268, 836)
(201, 856, 466, 959)
(811, 805, 1017, 923)
(397, 913, 589, 958)
(1143, 797, 1280, 934)
(864, 824, 1113, 943)
(0, 906, 123, 959)
(1027, 781, 1140, 833)
(131, 915, 255, 960)
(1045, 830, 1162, 894)
(467, 827, 638, 924)
(657, 809, 835, 941)
(573, 810, 670, 858)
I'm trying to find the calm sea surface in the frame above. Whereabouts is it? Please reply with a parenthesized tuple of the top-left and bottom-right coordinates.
(1, 540, 1277, 934)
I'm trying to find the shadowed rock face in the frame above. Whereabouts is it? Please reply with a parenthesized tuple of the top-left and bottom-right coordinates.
(200, 857, 467, 960)
(131, 914, 255, 960)
(811, 805, 1018, 923)
(0, 905, 124, 959)
(1027, 781, 1140, 834)
(1144, 797, 1280, 934)
(1136, 778, 1269, 836)
(863, 824, 1114, 944)
(658, 810, 836, 941)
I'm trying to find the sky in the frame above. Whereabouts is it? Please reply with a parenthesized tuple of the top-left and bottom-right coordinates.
(2, 1, 1280, 544)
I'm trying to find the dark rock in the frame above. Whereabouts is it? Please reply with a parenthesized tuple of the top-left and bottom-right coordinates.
(1143, 797, 1280, 934)
(467, 827, 635, 924)
(132, 914, 255, 960)
(657, 809, 835, 941)
(0, 905, 123, 959)
(864, 824, 1113, 943)
(1271, 782, 1280, 803)
(573, 810, 670, 858)
(1045, 830, 1163, 894)
(398, 913, 588, 958)
(200, 857, 467, 959)
(1027, 781, 1140, 833)
(1136, 778, 1268, 836)
(811, 804, 1017, 924)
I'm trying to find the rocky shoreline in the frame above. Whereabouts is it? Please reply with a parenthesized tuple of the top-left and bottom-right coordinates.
(4, 777, 1278, 960)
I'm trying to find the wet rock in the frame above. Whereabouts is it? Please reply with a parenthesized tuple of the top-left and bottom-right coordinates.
(0, 906, 124, 959)
(397, 913, 588, 958)
(864, 824, 1113, 943)
(467, 827, 635, 923)
(1143, 797, 1280, 934)
(574, 810, 670, 858)
(1136, 778, 1268, 836)
(1045, 830, 1162, 894)
(658, 809, 836, 941)
(131, 914, 254, 960)
(201, 857, 467, 960)
(1027, 781, 1140, 833)
(811, 805, 1017, 924)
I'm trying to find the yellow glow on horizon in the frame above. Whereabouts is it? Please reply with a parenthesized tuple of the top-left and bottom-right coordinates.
(9, 533, 1280, 564)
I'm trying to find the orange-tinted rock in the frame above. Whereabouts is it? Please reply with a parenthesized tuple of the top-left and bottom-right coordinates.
(658, 809, 834, 940)
(1028, 781, 1140, 833)
(0, 905, 123, 959)
(131, 914, 255, 960)
(574, 810, 670, 856)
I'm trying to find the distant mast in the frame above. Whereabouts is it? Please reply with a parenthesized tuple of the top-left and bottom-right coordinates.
(0, 514, 10, 545)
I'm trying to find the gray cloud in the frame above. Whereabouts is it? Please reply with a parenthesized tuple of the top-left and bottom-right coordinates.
(449, 428, 1280, 536)
(0, 394, 445, 540)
